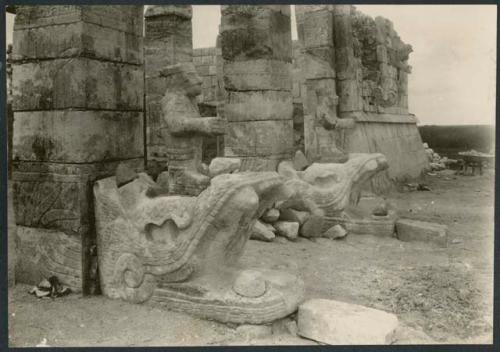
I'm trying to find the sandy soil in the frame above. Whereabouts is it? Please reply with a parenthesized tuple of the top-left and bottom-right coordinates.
(8, 169, 494, 347)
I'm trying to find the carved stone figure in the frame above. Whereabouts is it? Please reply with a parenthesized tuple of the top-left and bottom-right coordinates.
(94, 169, 304, 324)
(278, 153, 389, 232)
(160, 63, 226, 196)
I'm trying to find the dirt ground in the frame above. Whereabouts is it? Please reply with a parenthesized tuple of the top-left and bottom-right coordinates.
(8, 169, 494, 347)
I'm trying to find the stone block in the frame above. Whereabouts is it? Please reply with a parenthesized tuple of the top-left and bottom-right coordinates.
(13, 110, 144, 163)
(251, 220, 276, 242)
(220, 6, 292, 62)
(225, 91, 293, 122)
(274, 221, 299, 240)
(223, 60, 292, 91)
(208, 157, 242, 177)
(395, 219, 448, 247)
(301, 9, 334, 48)
(15, 6, 144, 36)
(145, 41, 192, 76)
(279, 208, 310, 225)
(13, 21, 143, 64)
(225, 120, 294, 157)
(15, 226, 83, 292)
(323, 224, 347, 239)
(337, 79, 363, 112)
(297, 299, 399, 344)
(13, 58, 143, 111)
(262, 208, 280, 223)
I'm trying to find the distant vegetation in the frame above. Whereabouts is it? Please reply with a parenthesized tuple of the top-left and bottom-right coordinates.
(419, 125, 495, 158)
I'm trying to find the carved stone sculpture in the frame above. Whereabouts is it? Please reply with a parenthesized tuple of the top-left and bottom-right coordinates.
(278, 153, 389, 232)
(94, 170, 304, 324)
(160, 63, 226, 196)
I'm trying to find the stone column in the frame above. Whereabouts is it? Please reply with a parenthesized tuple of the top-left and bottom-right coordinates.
(144, 5, 192, 175)
(220, 5, 294, 171)
(332, 5, 363, 116)
(296, 5, 347, 163)
(11, 5, 144, 293)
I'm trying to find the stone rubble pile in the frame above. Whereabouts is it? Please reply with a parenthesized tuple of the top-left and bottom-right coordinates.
(423, 142, 457, 171)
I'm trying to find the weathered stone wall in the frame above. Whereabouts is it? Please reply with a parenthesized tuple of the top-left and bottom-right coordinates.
(11, 5, 144, 293)
(145, 5, 192, 175)
(220, 5, 294, 171)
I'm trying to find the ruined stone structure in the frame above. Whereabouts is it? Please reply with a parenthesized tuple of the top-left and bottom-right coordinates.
(11, 5, 145, 292)
(145, 5, 193, 175)
(278, 153, 389, 232)
(220, 5, 294, 171)
(94, 170, 304, 324)
(192, 6, 429, 185)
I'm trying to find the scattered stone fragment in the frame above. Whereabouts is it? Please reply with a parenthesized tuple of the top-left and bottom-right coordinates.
(395, 219, 448, 247)
(323, 225, 348, 239)
(208, 157, 241, 177)
(293, 150, 310, 171)
(297, 299, 399, 345)
(115, 163, 138, 187)
(261, 208, 280, 223)
(279, 208, 310, 225)
(155, 171, 169, 189)
(372, 200, 388, 216)
(236, 324, 273, 340)
(272, 317, 298, 336)
(232, 270, 267, 298)
(299, 215, 324, 238)
(251, 220, 276, 242)
(274, 221, 300, 241)
(199, 162, 209, 176)
(275, 236, 289, 244)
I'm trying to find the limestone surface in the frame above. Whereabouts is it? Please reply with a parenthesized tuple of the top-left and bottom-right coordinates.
(274, 221, 300, 241)
(251, 220, 276, 242)
(297, 299, 399, 344)
(94, 171, 304, 324)
(396, 219, 448, 247)
(208, 157, 241, 178)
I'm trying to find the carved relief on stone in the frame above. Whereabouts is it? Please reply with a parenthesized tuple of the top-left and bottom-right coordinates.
(278, 153, 388, 232)
(94, 169, 304, 323)
(159, 63, 226, 196)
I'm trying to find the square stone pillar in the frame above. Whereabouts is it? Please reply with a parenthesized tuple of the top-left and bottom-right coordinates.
(144, 5, 192, 175)
(220, 5, 294, 171)
(11, 5, 144, 293)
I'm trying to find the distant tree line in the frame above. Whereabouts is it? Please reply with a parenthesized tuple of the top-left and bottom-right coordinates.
(419, 125, 494, 154)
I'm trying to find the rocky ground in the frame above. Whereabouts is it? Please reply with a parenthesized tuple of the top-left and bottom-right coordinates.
(8, 169, 494, 347)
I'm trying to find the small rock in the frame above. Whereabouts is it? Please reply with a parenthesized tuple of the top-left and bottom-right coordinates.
(293, 150, 310, 171)
(261, 208, 280, 223)
(250, 220, 276, 242)
(299, 215, 324, 238)
(209, 157, 241, 177)
(236, 324, 272, 340)
(199, 162, 209, 176)
(279, 208, 310, 225)
(115, 163, 138, 187)
(156, 171, 169, 189)
(323, 225, 347, 239)
(274, 221, 300, 241)
(233, 270, 267, 298)
(272, 318, 298, 336)
(297, 299, 399, 345)
(372, 201, 388, 216)
(395, 219, 448, 247)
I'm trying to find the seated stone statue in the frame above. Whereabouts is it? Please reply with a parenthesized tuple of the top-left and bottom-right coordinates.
(160, 63, 226, 196)
(94, 168, 304, 324)
(278, 153, 389, 232)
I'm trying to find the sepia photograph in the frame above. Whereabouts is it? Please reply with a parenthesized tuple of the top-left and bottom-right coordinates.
(5, 3, 496, 347)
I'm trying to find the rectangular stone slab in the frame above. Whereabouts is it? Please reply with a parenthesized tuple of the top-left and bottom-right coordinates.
(223, 60, 292, 91)
(225, 120, 294, 157)
(13, 21, 143, 64)
(396, 219, 448, 247)
(12, 58, 143, 111)
(224, 91, 293, 122)
(13, 110, 144, 163)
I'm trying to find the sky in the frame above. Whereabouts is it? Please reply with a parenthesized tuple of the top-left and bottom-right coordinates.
(6, 5, 497, 126)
